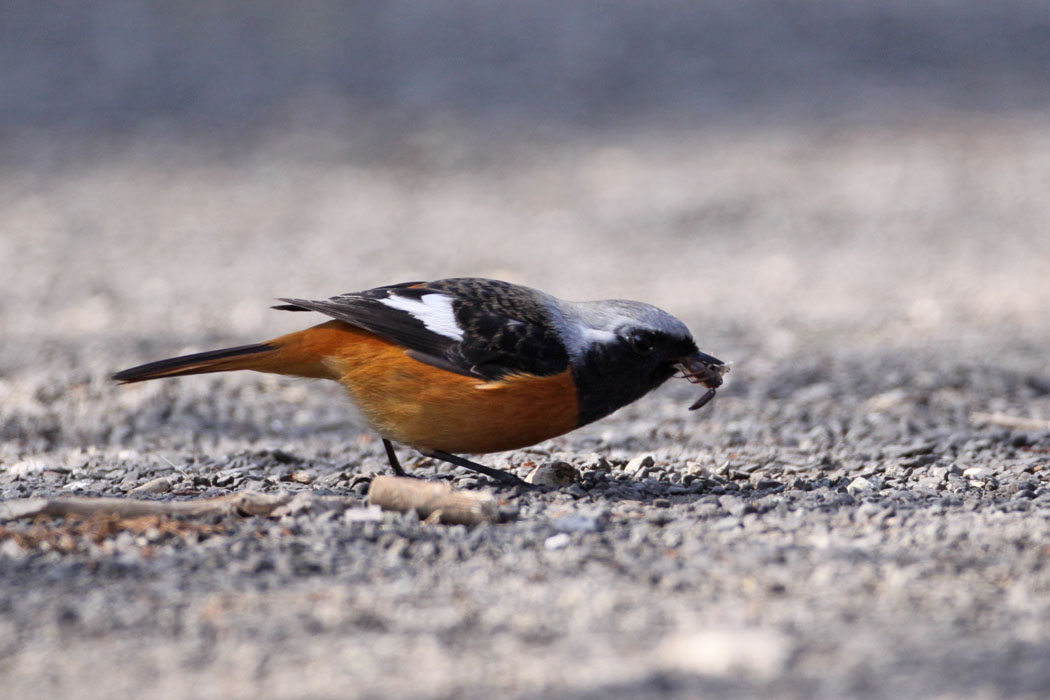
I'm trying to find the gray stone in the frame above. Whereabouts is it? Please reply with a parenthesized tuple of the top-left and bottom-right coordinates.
(525, 461, 579, 486)
(718, 495, 754, 517)
(552, 511, 608, 533)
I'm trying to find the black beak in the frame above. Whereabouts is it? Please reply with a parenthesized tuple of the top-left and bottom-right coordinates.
(676, 352, 727, 389)
(675, 351, 729, 411)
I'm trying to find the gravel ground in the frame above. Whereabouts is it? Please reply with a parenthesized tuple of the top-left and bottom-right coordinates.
(4, 124, 1050, 699)
(4, 4, 1050, 699)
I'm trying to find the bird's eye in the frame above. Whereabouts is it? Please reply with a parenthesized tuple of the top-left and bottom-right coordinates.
(628, 331, 655, 355)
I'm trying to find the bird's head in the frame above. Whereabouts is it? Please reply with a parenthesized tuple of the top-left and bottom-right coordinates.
(559, 299, 728, 424)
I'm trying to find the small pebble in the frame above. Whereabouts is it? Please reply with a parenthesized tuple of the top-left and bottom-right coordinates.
(846, 476, 875, 496)
(657, 627, 792, 679)
(626, 455, 655, 479)
(718, 495, 753, 517)
(553, 511, 607, 533)
(526, 461, 579, 486)
(544, 533, 571, 550)
(128, 476, 173, 495)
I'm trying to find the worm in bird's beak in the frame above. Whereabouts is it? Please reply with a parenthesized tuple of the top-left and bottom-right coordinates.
(674, 352, 729, 411)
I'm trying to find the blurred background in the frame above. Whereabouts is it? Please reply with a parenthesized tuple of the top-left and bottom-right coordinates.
(3, 0, 1050, 364)
(4, 6, 1050, 699)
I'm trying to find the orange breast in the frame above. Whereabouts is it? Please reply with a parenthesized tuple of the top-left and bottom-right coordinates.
(282, 321, 580, 454)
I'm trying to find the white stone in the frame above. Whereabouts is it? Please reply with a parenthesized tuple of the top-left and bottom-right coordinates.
(626, 455, 655, 479)
(544, 533, 571, 550)
(128, 476, 173, 495)
(656, 627, 792, 679)
(846, 476, 875, 495)
(7, 460, 46, 477)
(866, 389, 909, 411)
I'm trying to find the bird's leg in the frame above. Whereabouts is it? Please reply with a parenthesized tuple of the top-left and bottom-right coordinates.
(382, 439, 528, 487)
(421, 449, 529, 487)
(382, 438, 407, 477)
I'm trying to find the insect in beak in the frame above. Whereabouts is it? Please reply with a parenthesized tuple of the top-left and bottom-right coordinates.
(674, 352, 729, 411)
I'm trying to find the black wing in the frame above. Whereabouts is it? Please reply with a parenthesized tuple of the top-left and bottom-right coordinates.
(275, 278, 569, 380)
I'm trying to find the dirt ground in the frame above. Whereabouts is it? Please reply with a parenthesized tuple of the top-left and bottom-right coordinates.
(3, 4, 1050, 699)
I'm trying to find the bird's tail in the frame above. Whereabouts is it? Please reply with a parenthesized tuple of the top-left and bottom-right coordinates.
(112, 321, 350, 384)
(111, 343, 279, 383)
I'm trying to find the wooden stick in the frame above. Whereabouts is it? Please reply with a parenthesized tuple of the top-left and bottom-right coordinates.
(0, 491, 291, 522)
(971, 412, 1050, 432)
(368, 475, 498, 525)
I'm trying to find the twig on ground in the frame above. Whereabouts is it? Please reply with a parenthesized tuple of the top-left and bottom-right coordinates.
(0, 491, 291, 522)
(0, 513, 226, 553)
(971, 412, 1050, 432)
(368, 475, 499, 525)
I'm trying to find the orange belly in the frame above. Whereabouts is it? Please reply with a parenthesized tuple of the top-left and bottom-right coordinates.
(282, 321, 580, 453)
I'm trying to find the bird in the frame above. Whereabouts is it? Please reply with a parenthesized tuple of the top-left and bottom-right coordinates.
(112, 277, 727, 486)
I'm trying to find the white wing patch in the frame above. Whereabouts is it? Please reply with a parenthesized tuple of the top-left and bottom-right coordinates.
(380, 293, 464, 341)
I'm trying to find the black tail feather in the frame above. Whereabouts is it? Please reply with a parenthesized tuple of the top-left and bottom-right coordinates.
(112, 343, 274, 383)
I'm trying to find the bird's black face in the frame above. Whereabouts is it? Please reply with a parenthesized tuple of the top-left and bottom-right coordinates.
(621, 327, 699, 383)
(572, 326, 725, 426)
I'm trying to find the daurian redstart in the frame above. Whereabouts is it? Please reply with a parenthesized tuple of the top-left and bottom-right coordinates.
(113, 278, 727, 485)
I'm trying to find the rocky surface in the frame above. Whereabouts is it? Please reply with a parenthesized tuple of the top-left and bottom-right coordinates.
(2, 346, 1050, 700)
(4, 317, 1050, 700)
